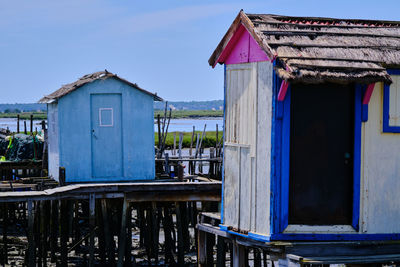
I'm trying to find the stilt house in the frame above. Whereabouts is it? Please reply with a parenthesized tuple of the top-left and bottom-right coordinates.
(209, 11, 400, 241)
(40, 71, 162, 183)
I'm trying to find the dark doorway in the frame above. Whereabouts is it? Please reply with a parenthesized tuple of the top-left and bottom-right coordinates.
(288, 83, 354, 225)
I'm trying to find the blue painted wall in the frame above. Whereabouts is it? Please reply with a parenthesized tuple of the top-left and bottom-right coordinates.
(57, 77, 155, 182)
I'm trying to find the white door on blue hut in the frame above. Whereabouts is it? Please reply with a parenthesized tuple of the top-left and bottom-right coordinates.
(287, 83, 355, 226)
(90, 94, 123, 178)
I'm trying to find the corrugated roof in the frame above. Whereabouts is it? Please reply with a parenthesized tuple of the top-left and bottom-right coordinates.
(39, 70, 163, 103)
(209, 11, 400, 84)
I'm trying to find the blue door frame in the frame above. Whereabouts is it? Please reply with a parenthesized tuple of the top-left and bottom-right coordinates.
(270, 71, 362, 238)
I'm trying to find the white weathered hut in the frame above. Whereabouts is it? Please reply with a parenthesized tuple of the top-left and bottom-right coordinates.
(209, 11, 400, 241)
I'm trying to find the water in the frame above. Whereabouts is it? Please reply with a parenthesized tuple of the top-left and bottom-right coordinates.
(0, 117, 223, 133)
(0, 118, 44, 133)
(154, 117, 223, 132)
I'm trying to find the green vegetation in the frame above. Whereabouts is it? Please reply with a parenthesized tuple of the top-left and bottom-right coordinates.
(155, 131, 222, 149)
(0, 112, 47, 120)
(154, 109, 222, 119)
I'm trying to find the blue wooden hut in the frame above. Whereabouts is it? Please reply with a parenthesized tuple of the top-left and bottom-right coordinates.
(209, 11, 400, 242)
(39, 70, 162, 183)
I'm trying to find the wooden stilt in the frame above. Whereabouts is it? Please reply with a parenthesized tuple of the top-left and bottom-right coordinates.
(254, 248, 262, 267)
(60, 200, 68, 267)
(162, 204, 175, 265)
(151, 202, 159, 264)
(88, 193, 95, 267)
(197, 228, 206, 267)
(125, 204, 133, 266)
(50, 200, 58, 263)
(117, 197, 128, 267)
(217, 236, 227, 267)
(175, 202, 185, 265)
(101, 199, 115, 265)
(232, 242, 246, 267)
(27, 200, 35, 267)
(205, 232, 215, 267)
(2, 203, 8, 266)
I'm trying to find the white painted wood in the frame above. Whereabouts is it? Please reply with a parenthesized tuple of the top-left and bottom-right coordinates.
(389, 75, 400, 127)
(255, 61, 273, 236)
(284, 224, 356, 233)
(47, 103, 59, 181)
(361, 82, 400, 233)
(224, 61, 273, 236)
(239, 146, 251, 231)
(223, 144, 240, 229)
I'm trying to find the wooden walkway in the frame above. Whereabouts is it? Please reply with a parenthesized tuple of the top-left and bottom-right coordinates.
(0, 180, 221, 203)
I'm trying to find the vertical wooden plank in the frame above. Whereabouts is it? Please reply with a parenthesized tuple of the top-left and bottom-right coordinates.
(239, 147, 251, 231)
(197, 229, 206, 267)
(50, 200, 58, 263)
(223, 145, 240, 229)
(27, 200, 35, 267)
(216, 236, 226, 267)
(232, 242, 245, 267)
(175, 202, 185, 266)
(89, 193, 95, 267)
(256, 61, 273, 236)
(60, 200, 68, 267)
(101, 199, 115, 265)
(117, 197, 128, 267)
(2, 203, 7, 266)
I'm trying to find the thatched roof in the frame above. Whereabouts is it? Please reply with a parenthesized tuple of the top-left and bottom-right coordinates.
(209, 11, 400, 84)
(39, 70, 163, 103)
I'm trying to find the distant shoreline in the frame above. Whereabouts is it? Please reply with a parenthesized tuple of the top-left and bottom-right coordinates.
(0, 110, 223, 120)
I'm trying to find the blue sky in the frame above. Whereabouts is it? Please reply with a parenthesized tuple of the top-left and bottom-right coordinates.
(1, 0, 399, 103)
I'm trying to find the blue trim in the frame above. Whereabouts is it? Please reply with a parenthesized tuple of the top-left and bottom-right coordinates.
(383, 69, 400, 133)
(270, 67, 281, 235)
(270, 233, 400, 241)
(352, 85, 362, 231)
(388, 69, 400, 75)
(221, 64, 226, 224)
(280, 86, 291, 232)
(272, 81, 362, 235)
(219, 225, 400, 242)
(362, 104, 369, 122)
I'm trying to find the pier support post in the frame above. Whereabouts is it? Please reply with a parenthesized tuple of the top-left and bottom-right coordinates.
(27, 200, 35, 267)
(232, 242, 245, 267)
(117, 197, 128, 267)
(2, 203, 7, 266)
(88, 193, 95, 267)
(60, 199, 68, 267)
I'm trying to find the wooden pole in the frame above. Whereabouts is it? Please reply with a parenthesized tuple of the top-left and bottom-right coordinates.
(190, 126, 195, 157)
(24, 120, 27, 135)
(175, 202, 185, 265)
(117, 198, 128, 267)
(88, 193, 95, 267)
(173, 132, 176, 156)
(27, 200, 35, 267)
(2, 203, 7, 266)
(50, 200, 58, 263)
(17, 115, 20, 133)
(157, 114, 161, 158)
(30, 114, 33, 134)
(178, 132, 183, 159)
(60, 200, 68, 267)
(101, 199, 115, 265)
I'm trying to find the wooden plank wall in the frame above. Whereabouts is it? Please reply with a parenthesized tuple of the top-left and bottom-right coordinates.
(224, 61, 273, 236)
(47, 103, 60, 181)
(361, 82, 400, 233)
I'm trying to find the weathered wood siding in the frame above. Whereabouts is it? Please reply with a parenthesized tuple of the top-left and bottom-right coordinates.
(361, 82, 400, 233)
(47, 103, 59, 181)
(223, 61, 273, 236)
